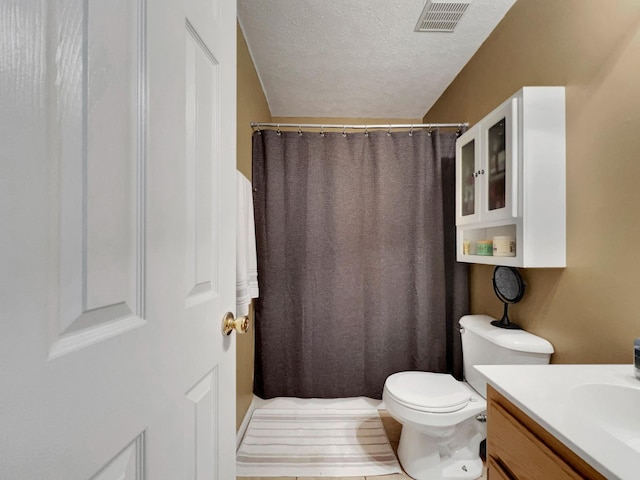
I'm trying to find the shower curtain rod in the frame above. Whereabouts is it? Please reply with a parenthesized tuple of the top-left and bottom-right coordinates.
(250, 122, 468, 130)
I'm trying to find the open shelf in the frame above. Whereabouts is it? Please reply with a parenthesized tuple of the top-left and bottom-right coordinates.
(457, 222, 520, 266)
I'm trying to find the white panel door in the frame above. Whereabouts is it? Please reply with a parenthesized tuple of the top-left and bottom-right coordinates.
(0, 0, 237, 478)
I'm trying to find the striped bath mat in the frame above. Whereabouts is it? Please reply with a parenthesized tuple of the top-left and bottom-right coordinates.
(236, 408, 402, 477)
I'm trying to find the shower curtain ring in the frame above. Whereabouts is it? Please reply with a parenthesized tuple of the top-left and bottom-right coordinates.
(320, 125, 325, 137)
(387, 124, 391, 136)
(298, 125, 302, 136)
(342, 125, 346, 137)
(428, 125, 432, 136)
(409, 125, 413, 137)
(364, 125, 369, 137)
(276, 124, 281, 136)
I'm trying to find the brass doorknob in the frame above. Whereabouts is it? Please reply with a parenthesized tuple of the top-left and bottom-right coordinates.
(222, 312, 249, 336)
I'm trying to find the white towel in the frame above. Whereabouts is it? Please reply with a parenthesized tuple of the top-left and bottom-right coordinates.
(236, 171, 259, 317)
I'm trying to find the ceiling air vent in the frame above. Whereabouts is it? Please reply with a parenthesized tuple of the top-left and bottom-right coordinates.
(414, 0, 472, 32)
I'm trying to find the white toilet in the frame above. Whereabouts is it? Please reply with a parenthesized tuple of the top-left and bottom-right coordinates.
(382, 314, 554, 480)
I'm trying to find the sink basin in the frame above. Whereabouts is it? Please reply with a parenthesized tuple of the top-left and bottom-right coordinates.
(571, 383, 640, 453)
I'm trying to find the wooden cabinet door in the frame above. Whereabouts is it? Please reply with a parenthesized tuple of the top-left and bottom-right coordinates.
(487, 386, 606, 480)
(487, 455, 515, 480)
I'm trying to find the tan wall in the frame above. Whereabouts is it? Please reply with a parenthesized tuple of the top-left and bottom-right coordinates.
(236, 22, 271, 431)
(424, 0, 640, 363)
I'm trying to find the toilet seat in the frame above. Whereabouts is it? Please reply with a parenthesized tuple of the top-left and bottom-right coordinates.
(384, 372, 472, 413)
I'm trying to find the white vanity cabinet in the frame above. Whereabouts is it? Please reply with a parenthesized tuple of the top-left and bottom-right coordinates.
(455, 86, 566, 267)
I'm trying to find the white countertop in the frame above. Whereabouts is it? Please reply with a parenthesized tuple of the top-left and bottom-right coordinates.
(476, 364, 640, 480)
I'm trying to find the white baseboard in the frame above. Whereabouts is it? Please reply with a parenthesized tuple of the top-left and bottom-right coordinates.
(236, 397, 256, 451)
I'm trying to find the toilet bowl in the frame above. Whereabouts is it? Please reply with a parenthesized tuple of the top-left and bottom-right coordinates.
(383, 372, 486, 480)
(383, 314, 554, 480)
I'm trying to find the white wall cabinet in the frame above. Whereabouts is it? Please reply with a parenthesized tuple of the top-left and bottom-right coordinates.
(455, 87, 566, 267)
(456, 97, 518, 226)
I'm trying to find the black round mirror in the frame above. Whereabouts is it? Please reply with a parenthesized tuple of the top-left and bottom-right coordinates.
(492, 266, 525, 329)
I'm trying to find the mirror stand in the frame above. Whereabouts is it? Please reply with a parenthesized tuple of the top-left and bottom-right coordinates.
(491, 303, 522, 329)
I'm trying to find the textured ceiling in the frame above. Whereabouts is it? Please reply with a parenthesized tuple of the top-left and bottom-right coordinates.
(238, 0, 517, 119)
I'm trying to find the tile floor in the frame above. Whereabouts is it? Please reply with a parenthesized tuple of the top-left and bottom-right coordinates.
(238, 411, 487, 480)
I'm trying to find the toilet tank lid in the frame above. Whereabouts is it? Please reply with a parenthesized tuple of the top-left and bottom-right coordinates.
(459, 314, 554, 354)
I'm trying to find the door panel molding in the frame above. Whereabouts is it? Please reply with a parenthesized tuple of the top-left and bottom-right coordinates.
(49, 0, 148, 358)
(185, 368, 219, 480)
(185, 20, 220, 308)
(91, 432, 145, 480)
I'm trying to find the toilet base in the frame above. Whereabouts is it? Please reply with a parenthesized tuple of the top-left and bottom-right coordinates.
(397, 417, 484, 480)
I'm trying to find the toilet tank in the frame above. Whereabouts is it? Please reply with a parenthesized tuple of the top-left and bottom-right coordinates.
(460, 314, 554, 397)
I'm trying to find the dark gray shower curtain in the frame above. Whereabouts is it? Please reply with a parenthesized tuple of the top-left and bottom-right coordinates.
(252, 128, 468, 399)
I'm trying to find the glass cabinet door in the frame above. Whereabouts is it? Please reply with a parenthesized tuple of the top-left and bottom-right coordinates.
(456, 126, 481, 225)
(481, 98, 517, 222)
(487, 118, 506, 211)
